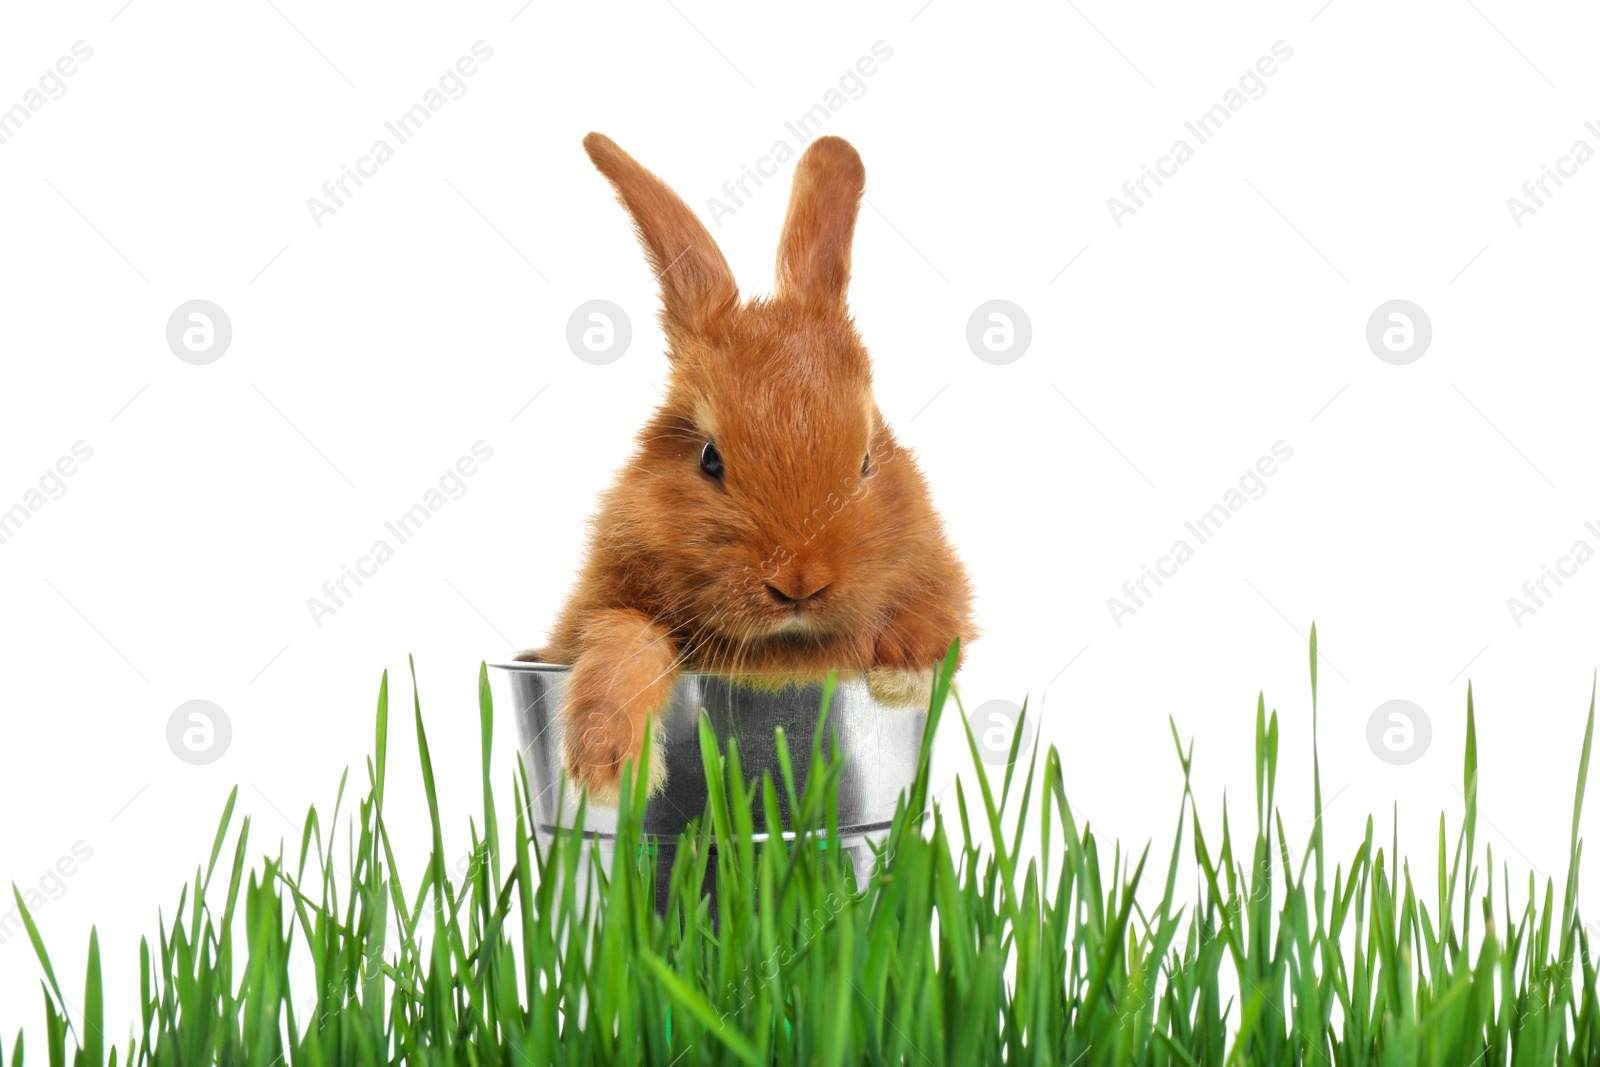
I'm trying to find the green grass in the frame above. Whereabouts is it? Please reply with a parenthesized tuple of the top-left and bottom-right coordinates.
(9, 627, 1600, 1065)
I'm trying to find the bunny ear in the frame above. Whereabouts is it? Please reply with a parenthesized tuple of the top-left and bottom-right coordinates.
(583, 133, 738, 339)
(775, 136, 865, 311)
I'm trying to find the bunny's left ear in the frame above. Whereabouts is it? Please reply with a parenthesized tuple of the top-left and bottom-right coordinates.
(583, 132, 740, 342)
(774, 136, 865, 312)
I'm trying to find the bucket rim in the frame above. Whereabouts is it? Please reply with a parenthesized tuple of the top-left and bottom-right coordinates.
(488, 660, 887, 685)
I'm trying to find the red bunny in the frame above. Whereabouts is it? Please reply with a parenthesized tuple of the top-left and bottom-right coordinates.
(528, 133, 975, 802)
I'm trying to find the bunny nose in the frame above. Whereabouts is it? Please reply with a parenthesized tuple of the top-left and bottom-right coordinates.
(766, 574, 830, 605)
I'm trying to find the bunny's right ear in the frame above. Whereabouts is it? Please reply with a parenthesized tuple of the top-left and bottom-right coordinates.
(775, 136, 865, 312)
(583, 133, 739, 340)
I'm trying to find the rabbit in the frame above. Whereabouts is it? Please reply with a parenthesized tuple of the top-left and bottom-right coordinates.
(519, 132, 975, 804)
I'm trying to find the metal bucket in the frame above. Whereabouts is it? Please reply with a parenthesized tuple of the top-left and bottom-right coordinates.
(489, 662, 927, 903)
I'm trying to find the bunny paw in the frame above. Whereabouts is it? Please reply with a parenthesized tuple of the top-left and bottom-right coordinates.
(867, 667, 934, 708)
(561, 706, 666, 807)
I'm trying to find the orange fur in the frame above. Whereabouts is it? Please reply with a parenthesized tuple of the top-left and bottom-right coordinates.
(541, 133, 976, 797)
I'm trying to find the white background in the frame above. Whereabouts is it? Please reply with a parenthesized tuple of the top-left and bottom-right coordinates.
(3, 0, 1599, 1035)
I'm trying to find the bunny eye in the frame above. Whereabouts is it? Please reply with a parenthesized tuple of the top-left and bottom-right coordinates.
(700, 441, 725, 481)
(861, 452, 872, 478)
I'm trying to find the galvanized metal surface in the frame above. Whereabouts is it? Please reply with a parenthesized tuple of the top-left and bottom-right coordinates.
(490, 662, 926, 841)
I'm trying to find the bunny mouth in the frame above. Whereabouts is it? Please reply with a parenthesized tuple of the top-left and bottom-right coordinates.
(770, 613, 813, 635)
(755, 618, 835, 650)
(749, 598, 823, 638)
(759, 599, 850, 641)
